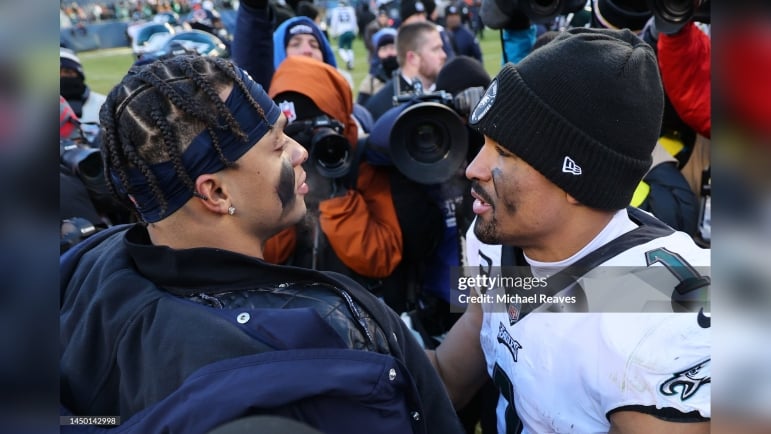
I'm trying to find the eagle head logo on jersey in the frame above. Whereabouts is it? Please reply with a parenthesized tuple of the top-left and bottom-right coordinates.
(497, 322, 522, 362)
(659, 358, 711, 400)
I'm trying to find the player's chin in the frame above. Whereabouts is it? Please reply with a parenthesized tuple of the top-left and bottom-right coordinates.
(286, 198, 307, 223)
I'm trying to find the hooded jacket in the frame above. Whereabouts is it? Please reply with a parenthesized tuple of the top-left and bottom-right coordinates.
(267, 56, 403, 279)
(273, 16, 338, 70)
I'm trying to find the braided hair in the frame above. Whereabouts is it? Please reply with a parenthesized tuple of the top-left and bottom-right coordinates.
(99, 55, 272, 221)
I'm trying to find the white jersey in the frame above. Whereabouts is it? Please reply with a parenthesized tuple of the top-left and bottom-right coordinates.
(328, 5, 358, 38)
(78, 91, 106, 144)
(466, 209, 711, 434)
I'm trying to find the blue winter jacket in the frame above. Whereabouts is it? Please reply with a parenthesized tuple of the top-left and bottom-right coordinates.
(60, 225, 464, 434)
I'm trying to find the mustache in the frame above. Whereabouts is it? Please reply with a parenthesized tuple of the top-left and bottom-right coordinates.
(471, 180, 494, 207)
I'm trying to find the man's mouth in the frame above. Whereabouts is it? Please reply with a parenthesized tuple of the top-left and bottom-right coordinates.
(470, 184, 494, 215)
(297, 171, 309, 195)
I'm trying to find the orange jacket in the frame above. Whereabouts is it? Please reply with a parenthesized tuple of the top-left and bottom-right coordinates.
(264, 163, 403, 278)
(265, 56, 403, 278)
(318, 162, 402, 278)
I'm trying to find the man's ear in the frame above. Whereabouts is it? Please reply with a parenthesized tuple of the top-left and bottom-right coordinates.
(195, 174, 231, 215)
(566, 192, 581, 205)
(405, 50, 419, 66)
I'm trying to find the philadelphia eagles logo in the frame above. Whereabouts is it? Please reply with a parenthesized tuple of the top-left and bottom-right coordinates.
(659, 358, 711, 400)
(497, 322, 522, 362)
(469, 79, 497, 125)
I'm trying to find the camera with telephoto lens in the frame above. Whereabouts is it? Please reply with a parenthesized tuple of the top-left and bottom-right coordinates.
(286, 115, 353, 179)
(387, 80, 473, 185)
(482, 0, 586, 27)
(61, 139, 104, 191)
(646, 0, 710, 33)
(60, 138, 114, 207)
(594, 0, 710, 34)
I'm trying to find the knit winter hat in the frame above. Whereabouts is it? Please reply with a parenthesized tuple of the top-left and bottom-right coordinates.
(60, 48, 85, 79)
(469, 27, 664, 210)
(284, 20, 323, 49)
(400, 0, 430, 20)
(372, 27, 397, 51)
(435, 55, 490, 95)
(592, 0, 652, 33)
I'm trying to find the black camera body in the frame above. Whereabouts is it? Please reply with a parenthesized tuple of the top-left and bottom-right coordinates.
(388, 81, 469, 185)
(60, 139, 105, 191)
(486, 0, 709, 31)
(60, 138, 115, 209)
(287, 115, 353, 179)
(646, 0, 710, 34)
(482, 0, 586, 27)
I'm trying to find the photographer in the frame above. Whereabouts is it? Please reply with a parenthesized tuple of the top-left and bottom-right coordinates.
(366, 56, 495, 433)
(59, 97, 130, 253)
(364, 55, 491, 329)
(264, 56, 405, 289)
(589, 0, 711, 242)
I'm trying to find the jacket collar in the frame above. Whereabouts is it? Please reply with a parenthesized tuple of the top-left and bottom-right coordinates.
(124, 225, 340, 296)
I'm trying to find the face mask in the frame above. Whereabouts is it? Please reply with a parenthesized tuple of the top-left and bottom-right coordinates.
(60, 76, 87, 100)
(381, 56, 399, 77)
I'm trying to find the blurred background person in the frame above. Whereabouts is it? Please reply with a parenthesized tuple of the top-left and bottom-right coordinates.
(400, 0, 456, 60)
(60, 48, 105, 143)
(357, 27, 398, 106)
(273, 15, 357, 89)
(265, 55, 403, 295)
(328, 0, 358, 70)
(443, 3, 483, 62)
(364, 5, 393, 63)
(365, 21, 447, 121)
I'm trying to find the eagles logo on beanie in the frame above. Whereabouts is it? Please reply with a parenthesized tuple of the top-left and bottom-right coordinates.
(400, 0, 430, 20)
(284, 21, 322, 49)
(469, 27, 664, 210)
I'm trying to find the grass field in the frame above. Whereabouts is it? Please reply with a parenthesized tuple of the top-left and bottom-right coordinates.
(79, 29, 505, 97)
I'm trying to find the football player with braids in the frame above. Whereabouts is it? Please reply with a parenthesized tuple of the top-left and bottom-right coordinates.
(60, 54, 464, 434)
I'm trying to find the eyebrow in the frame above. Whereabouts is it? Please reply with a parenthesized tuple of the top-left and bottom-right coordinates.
(494, 143, 516, 158)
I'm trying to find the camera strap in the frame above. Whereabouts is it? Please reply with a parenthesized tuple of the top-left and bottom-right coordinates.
(341, 136, 369, 189)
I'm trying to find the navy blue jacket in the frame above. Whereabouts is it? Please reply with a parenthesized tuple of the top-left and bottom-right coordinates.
(60, 225, 464, 434)
(447, 25, 482, 63)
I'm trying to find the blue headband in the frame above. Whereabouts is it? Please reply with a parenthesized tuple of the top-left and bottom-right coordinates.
(113, 66, 281, 223)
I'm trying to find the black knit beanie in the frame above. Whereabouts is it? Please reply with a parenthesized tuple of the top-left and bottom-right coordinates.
(435, 55, 491, 95)
(469, 27, 664, 210)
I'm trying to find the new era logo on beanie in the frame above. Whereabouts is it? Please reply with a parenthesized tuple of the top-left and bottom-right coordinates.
(562, 156, 582, 175)
(469, 27, 663, 210)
